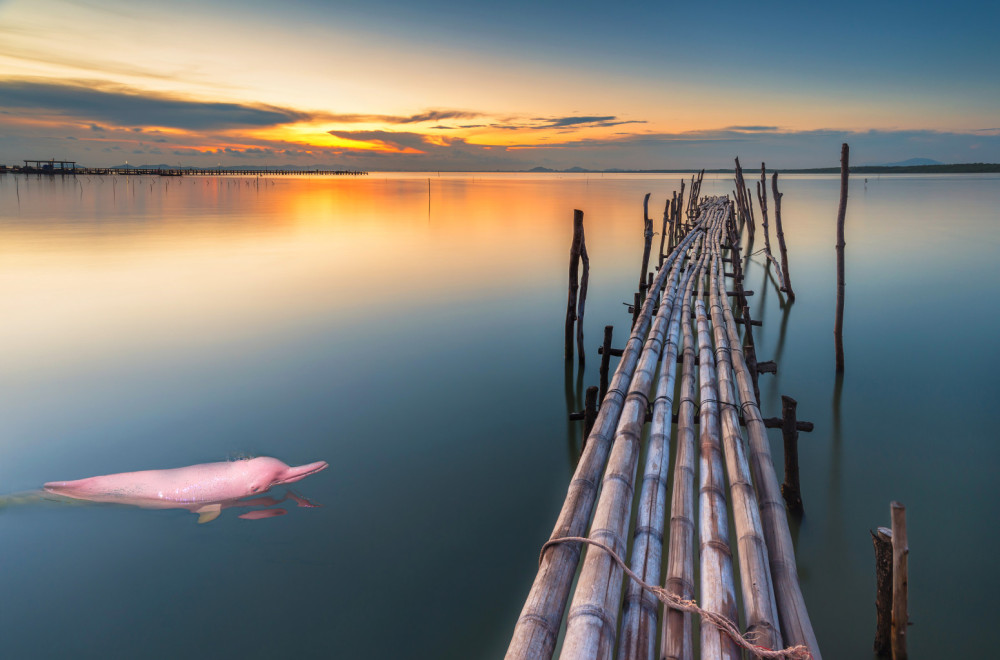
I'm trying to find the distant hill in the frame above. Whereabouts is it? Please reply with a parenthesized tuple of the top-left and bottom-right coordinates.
(871, 158, 943, 167)
(780, 162, 1000, 174)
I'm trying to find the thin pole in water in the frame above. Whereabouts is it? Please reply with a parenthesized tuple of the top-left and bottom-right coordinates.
(835, 143, 849, 372)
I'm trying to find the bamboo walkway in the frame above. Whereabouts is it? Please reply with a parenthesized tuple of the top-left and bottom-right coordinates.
(506, 195, 820, 660)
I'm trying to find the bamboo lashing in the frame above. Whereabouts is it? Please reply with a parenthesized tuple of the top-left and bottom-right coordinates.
(540, 536, 813, 660)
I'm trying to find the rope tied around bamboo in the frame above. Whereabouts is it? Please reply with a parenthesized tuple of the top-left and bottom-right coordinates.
(538, 536, 814, 660)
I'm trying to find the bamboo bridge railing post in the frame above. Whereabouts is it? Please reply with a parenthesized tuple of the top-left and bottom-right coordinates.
(835, 143, 849, 372)
(506, 228, 703, 660)
(891, 502, 909, 660)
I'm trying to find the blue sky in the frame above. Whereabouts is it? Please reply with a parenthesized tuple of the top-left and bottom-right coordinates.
(0, 0, 997, 169)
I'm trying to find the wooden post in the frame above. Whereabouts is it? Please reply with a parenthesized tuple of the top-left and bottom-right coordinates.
(577, 219, 590, 366)
(583, 386, 598, 441)
(639, 193, 653, 295)
(835, 143, 849, 372)
(771, 173, 795, 301)
(872, 526, 893, 656)
(891, 502, 908, 660)
(659, 197, 670, 265)
(632, 292, 640, 328)
(565, 210, 584, 361)
(744, 342, 760, 405)
(599, 325, 613, 402)
(779, 395, 803, 515)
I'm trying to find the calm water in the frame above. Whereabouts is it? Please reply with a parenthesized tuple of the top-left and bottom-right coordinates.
(0, 171, 997, 658)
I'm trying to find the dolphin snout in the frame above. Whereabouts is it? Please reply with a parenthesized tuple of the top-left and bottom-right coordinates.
(276, 461, 328, 485)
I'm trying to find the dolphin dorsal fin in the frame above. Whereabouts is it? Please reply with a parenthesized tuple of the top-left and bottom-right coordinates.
(195, 503, 222, 524)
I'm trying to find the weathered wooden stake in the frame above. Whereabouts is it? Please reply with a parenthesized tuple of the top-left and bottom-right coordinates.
(659, 197, 670, 265)
(771, 173, 795, 301)
(583, 386, 599, 441)
(577, 220, 590, 366)
(564, 210, 584, 360)
(638, 193, 653, 294)
(835, 143, 849, 372)
(599, 325, 613, 401)
(632, 292, 640, 328)
(872, 526, 893, 656)
(891, 502, 909, 660)
(779, 395, 804, 515)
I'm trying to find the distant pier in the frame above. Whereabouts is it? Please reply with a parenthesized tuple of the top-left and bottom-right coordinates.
(4, 159, 366, 177)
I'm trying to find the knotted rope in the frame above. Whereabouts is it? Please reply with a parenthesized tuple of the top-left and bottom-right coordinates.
(540, 536, 813, 660)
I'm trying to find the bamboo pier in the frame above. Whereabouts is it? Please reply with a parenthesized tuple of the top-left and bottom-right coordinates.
(507, 183, 820, 659)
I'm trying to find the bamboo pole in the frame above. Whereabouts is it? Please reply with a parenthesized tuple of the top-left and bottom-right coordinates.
(711, 240, 822, 658)
(771, 173, 795, 301)
(560, 234, 693, 660)
(891, 502, 908, 660)
(565, 210, 584, 361)
(507, 227, 704, 660)
(708, 217, 783, 651)
(693, 207, 741, 660)
(617, 236, 702, 660)
(835, 143, 849, 372)
(661, 248, 704, 660)
(872, 527, 893, 656)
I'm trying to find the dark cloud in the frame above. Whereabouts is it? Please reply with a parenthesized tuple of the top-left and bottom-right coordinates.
(327, 130, 437, 152)
(726, 125, 780, 132)
(322, 109, 481, 125)
(0, 79, 311, 130)
(491, 115, 647, 131)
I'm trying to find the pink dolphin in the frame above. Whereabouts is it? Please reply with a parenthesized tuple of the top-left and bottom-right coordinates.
(44, 457, 328, 523)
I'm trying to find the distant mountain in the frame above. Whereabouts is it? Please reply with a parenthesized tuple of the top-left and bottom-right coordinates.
(527, 166, 556, 172)
(876, 158, 943, 167)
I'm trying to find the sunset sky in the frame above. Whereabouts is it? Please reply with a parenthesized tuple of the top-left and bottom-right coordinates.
(1, 0, 998, 170)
